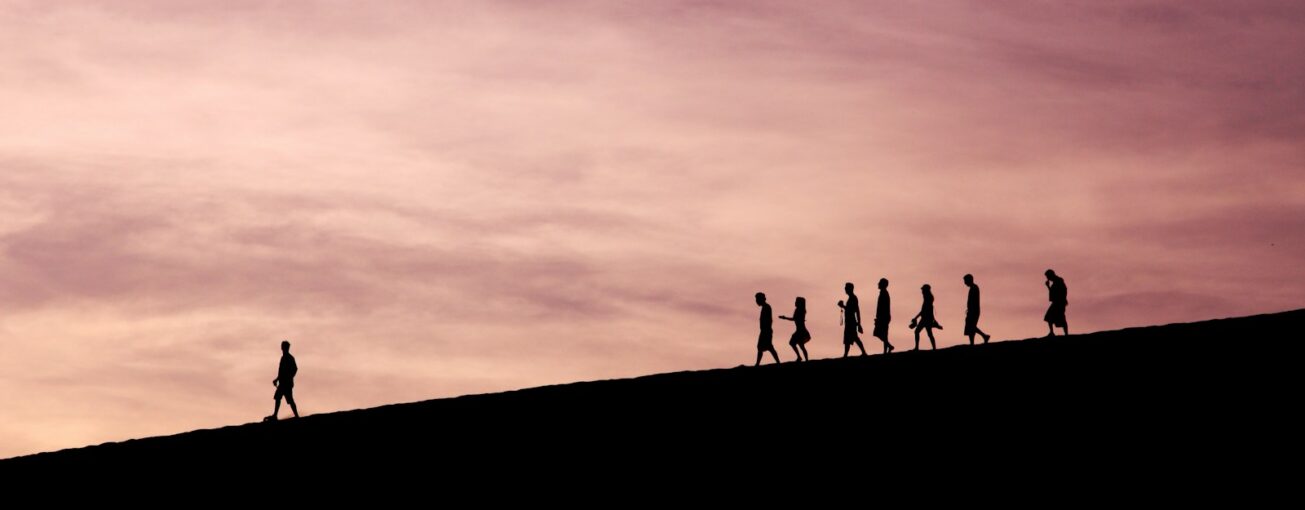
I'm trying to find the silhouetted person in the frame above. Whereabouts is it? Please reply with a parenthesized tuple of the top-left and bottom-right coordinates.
(267, 340, 299, 421)
(839, 282, 868, 357)
(911, 284, 943, 350)
(963, 274, 991, 345)
(779, 297, 811, 362)
(754, 292, 781, 366)
(873, 278, 895, 353)
(1044, 269, 1069, 336)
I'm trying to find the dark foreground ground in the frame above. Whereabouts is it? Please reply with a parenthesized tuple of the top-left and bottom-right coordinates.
(4, 310, 1297, 496)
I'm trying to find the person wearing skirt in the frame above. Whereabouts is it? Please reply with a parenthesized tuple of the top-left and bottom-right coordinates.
(1044, 269, 1069, 336)
(911, 284, 943, 350)
(779, 297, 811, 362)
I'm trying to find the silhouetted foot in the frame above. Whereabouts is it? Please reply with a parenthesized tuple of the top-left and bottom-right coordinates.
(982, 333, 991, 344)
(263, 415, 277, 422)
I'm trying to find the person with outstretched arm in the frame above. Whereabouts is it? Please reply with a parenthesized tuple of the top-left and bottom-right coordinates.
(779, 297, 811, 362)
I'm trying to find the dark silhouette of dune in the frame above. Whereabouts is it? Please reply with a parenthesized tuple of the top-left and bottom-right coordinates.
(3, 310, 1297, 484)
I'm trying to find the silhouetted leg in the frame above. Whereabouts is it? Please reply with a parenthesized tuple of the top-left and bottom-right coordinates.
(755, 350, 764, 367)
(976, 328, 990, 344)
(286, 390, 299, 418)
(1061, 323, 1069, 336)
(843, 345, 850, 358)
(968, 333, 975, 346)
(854, 338, 867, 356)
(926, 328, 936, 350)
(1047, 322, 1055, 337)
(768, 347, 781, 364)
(272, 395, 281, 420)
(799, 344, 809, 361)
(914, 327, 921, 351)
(791, 344, 803, 362)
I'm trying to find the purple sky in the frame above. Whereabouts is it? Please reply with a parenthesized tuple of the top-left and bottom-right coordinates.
(2, 0, 1303, 457)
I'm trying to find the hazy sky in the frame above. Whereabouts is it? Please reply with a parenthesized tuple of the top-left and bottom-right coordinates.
(2, 0, 1303, 457)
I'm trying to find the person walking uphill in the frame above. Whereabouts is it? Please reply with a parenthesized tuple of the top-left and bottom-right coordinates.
(755, 293, 782, 366)
(911, 284, 943, 351)
(839, 282, 869, 358)
(1044, 270, 1069, 337)
(266, 340, 300, 422)
(779, 297, 811, 362)
(873, 278, 895, 354)
(963, 274, 991, 345)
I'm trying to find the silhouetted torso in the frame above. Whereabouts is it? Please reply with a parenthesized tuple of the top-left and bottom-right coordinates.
(1049, 278, 1068, 305)
(844, 295, 860, 330)
(279, 353, 298, 388)
(793, 307, 806, 328)
(968, 285, 980, 315)
(920, 294, 936, 322)
(760, 303, 773, 333)
(876, 290, 891, 323)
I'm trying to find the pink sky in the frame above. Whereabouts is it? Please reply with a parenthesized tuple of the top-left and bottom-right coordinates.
(2, 0, 1303, 457)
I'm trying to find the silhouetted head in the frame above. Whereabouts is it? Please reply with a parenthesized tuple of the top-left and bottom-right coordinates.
(921, 284, 932, 297)
(280, 340, 291, 353)
(845, 282, 854, 295)
(963, 274, 974, 286)
(795, 296, 806, 310)
(755, 292, 766, 305)
(878, 278, 888, 290)
(1045, 269, 1057, 279)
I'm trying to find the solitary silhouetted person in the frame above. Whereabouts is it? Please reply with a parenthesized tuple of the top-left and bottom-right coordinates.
(911, 284, 943, 350)
(267, 340, 299, 421)
(839, 282, 868, 357)
(963, 274, 991, 345)
(755, 292, 781, 366)
(1044, 269, 1069, 336)
(873, 278, 894, 354)
(779, 297, 811, 362)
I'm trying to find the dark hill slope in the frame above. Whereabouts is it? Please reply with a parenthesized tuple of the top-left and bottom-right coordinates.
(5, 310, 1298, 484)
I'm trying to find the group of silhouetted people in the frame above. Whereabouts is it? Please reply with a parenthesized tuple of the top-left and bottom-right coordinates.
(256, 270, 1072, 417)
(752, 270, 1068, 365)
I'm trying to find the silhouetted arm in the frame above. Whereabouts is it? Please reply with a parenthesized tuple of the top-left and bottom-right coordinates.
(778, 315, 794, 321)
